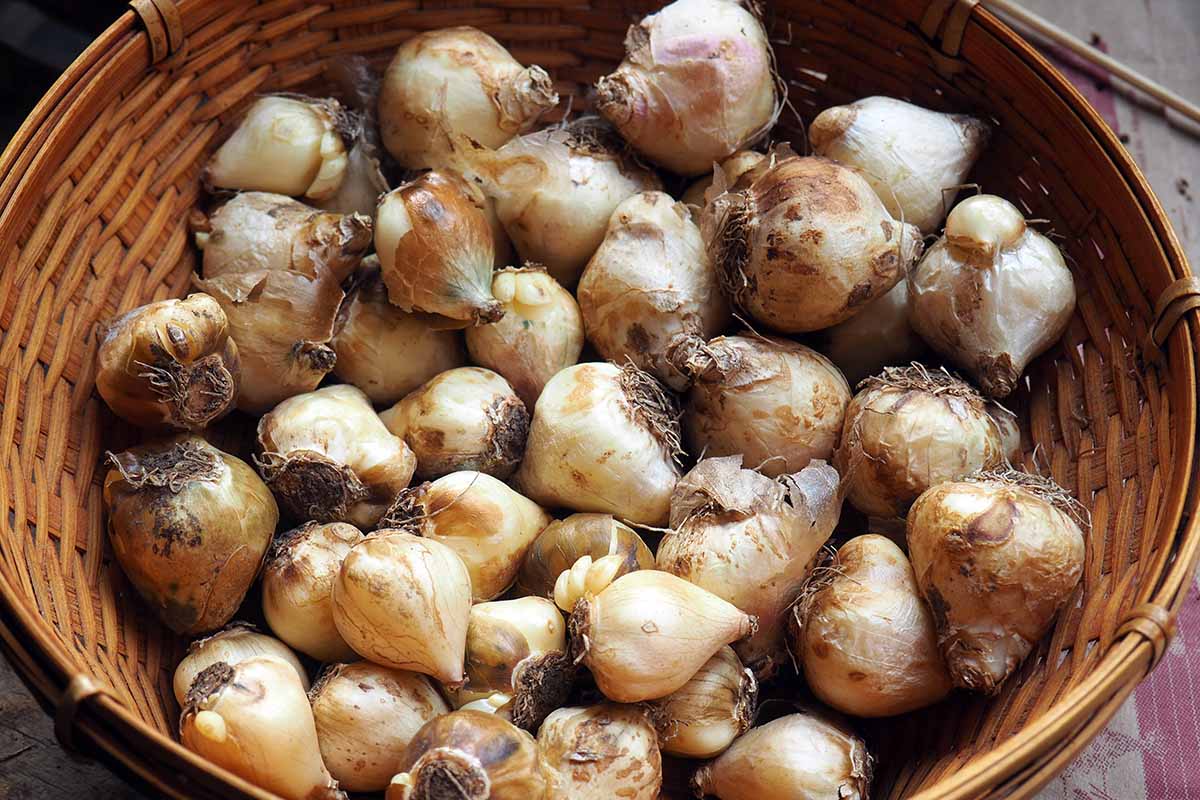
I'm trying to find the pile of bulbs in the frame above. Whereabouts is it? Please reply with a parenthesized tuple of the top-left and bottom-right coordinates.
(94, 2, 1088, 798)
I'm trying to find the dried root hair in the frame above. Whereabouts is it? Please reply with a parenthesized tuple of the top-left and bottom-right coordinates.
(106, 440, 222, 493)
(618, 360, 684, 463)
(966, 466, 1090, 529)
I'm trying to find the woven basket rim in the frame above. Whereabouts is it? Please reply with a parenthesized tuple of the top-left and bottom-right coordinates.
(0, 2, 1197, 799)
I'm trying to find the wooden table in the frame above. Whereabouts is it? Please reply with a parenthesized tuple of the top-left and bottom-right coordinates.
(1, 1, 1196, 797)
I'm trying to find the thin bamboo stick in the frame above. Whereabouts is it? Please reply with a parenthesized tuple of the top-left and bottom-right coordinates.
(984, 0, 1200, 126)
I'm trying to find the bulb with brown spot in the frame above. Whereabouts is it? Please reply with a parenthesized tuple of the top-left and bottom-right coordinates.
(386, 710, 551, 800)
(909, 194, 1076, 398)
(657, 455, 842, 674)
(103, 436, 277, 636)
(380, 471, 551, 602)
(447, 596, 573, 731)
(97, 294, 240, 431)
(702, 152, 923, 333)
(674, 334, 850, 479)
(538, 704, 661, 800)
(906, 472, 1086, 693)
(380, 367, 529, 481)
(310, 662, 449, 793)
(834, 364, 1008, 518)
(578, 191, 730, 391)
(514, 362, 682, 526)
(793, 535, 951, 717)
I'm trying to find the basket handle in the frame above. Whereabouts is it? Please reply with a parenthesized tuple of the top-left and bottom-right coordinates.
(55, 673, 119, 757)
(920, 0, 981, 75)
(1146, 277, 1200, 363)
(129, 0, 184, 65)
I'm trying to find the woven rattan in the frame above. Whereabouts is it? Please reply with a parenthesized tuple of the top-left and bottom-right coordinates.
(0, 1, 1197, 798)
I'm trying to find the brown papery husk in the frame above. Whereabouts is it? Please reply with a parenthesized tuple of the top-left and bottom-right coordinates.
(97, 294, 240, 431)
(103, 436, 277, 635)
(194, 263, 343, 414)
(659, 455, 842, 674)
(703, 149, 923, 333)
(376, 170, 501, 324)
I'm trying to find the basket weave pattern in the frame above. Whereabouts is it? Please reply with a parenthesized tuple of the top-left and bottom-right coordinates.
(0, 1, 1196, 798)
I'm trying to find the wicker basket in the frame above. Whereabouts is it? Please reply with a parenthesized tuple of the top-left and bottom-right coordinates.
(0, 0, 1197, 797)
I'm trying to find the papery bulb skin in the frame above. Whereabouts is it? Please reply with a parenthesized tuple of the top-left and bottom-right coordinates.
(539, 704, 662, 800)
(514, 362, 682, 526)
(796, 535, 952, 717)
(578, 191, 730, 390)
(97, 293, 240, 431)
(261, 522, 364, 662)
(378, 27, 558, 170)
(103, 435, 278, 636)
(203, 95, 350, 200)
(906, 473, 1086, 694)
(691, 710, 872, 800)
(674, 334, 850, 478)
(595, 0, 777, 176)
(657, 455, 842, 673)
(380, 471, 551, 602)
(332, 263, 466, 406)
(465, 266, 585, 407)
(376, 170, 502, 324)
(380, 368, 528, 481)
(195, 190, 371, 283)
(256, 384, 416, 529)
(569, 570, 755, 702)
(181, 658, 345, 800)
(834, 365, 1007, 518)
(909, 194, 1077, 398)
(456, 118, 661, 287)
(332, 531, 472, 684)
(311, 662, 450, 793)
(703, 153, 924, 333)
(387, 710, 552, 800)
(809, 96, 990, 234)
